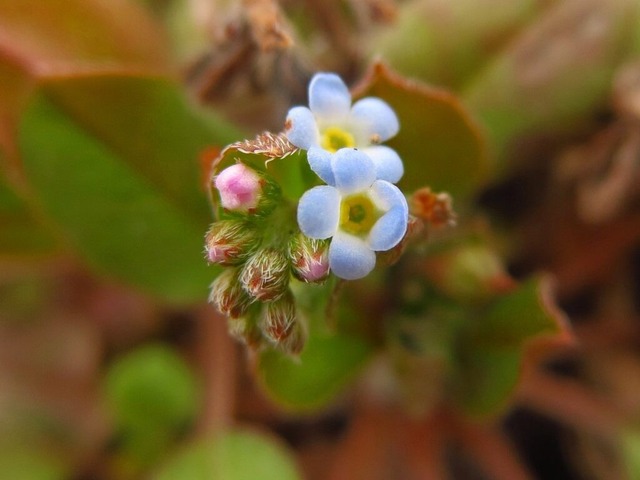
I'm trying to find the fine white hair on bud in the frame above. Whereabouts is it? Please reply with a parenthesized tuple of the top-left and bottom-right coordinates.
(209, 268, 254, 318)
(205, 219, 260, 265)
(288, 233, 330, 283)
(227, 313, 263, 348)
(260, 291, 297, 344)
(240, 248, 290, 301)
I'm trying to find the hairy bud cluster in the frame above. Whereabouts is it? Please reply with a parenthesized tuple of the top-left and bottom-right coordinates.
(206, 162, 320, 355)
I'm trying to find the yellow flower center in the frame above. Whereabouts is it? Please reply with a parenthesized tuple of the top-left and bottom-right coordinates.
(321, 126, 355, 153)
(340, 194, 379, 235)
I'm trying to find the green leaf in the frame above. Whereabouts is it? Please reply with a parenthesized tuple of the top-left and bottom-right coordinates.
(0, 0, 169, 72)
(156, 429, 301, 480)
(355, 63, 488, 201)
(622, 429, 640, 479)
(19, 76, 238, 302)
(453, 276, 565, 416)
(0, 169, 56, 256)
(257, 332, 373, 411)
(256, 278, 375, 411)
(0, 0, 171, 156)
(104, 344, 200, 463)
(0, 449, 66, 480)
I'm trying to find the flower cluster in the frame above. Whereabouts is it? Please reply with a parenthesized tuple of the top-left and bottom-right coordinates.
(285, 73, 408, 280)
(205, 72, 410, 353)
(206, 163, 329, 355)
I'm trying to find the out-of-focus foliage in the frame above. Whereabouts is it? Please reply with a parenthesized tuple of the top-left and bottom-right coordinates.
(0, 0, 242, 303)
(156, 429, 302, 480)
(3, 0, 640, 479)
(104, 344, 200, 470)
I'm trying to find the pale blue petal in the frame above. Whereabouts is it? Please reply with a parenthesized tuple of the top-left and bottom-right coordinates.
(309, 73, 351, 121)
(369, 179, 408, 212)
(285, 106, 319, 149)
(307, 146, 335, 185)
(363, 146, 404, 183)
(331, 148, 376, 195)
(350, 97, 399, 143)
(297, 186, 340, 239)
(367, 205, 408, 251)
(329, 231, 376, 280)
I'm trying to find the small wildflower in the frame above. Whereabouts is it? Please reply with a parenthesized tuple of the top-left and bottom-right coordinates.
(240, 248, 290, 301)
(297, 148, 408, 280)
(209, 268, 254, 318)
(288, 234, 330, 283)
(205, 219, 260, 265)
(285, 73, 403, 184)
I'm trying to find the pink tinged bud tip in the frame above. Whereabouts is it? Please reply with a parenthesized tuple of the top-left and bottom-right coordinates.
(205, 220, 259, 265)
(289, 235, 330, 283)
(214, 164, 262, 212)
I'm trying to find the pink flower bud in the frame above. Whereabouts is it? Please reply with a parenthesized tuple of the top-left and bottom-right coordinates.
(205, 220, 259, 265)
(214, 164, 262, 213)
(240, 248, 290, 301)
(288, 234, 330, 283)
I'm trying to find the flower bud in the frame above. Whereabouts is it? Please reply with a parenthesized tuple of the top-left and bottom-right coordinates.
(425, 243, 515, 303)
(240, 248, 290, 301)
(288, 234, 330, 283)
(227, 313, 264, 349)
(410, 187, 456, 228)
(260, 291, 297, 343)
(214, 163, 280, 216)
(205, 220, 260, 265)
(278, 321, 306, 356)
(209, 268, 254, 318)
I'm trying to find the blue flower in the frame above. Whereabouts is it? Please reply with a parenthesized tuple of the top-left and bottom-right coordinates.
(285, 72, 403, 185)
(297, 149, 408, 280)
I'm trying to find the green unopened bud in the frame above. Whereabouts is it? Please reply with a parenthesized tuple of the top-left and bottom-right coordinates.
(426, 243, 515, 303)
(209, 268, 254, 318)
(278, 321, 306, 356)
(240, 248, 290, 301)
(228, 312, 264, 349)
(260, 291, 297, 343)
(288, 234, 330, 283)
(205, 220, 260, 265)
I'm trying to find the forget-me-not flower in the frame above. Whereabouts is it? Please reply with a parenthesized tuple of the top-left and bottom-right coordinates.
(285, 72, 403, 185)
(297, 148, 408, 280)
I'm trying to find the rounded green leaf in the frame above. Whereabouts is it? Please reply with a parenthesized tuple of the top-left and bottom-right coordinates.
(355, 63, 488, 201)
(104, 343, 199, 437)
(156, 429, 302, 480)
(453, 276, 567, 416)
(18, 77, 238, 302)
(257, 333, 374, 411)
